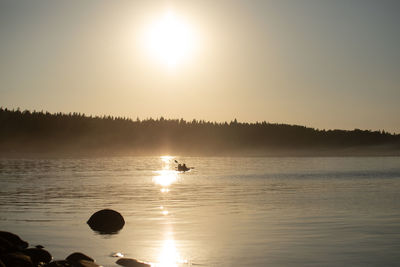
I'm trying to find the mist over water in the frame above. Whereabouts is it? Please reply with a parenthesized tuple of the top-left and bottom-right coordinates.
(1, 156, 400, 266)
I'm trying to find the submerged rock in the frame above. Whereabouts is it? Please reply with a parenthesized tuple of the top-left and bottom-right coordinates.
(87, 209, 125, 234)
(111, 252, 124, 258)
(116, 258, 150, 267)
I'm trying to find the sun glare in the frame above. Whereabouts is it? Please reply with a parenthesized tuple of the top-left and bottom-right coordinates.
(153, 170, 178, 187)
(156, 237, 187, 267)
(144, 10, 196, 68)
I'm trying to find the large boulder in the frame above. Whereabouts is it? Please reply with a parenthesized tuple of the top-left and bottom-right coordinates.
(87, 209, 125, 234)
(116, 258, 150, 267)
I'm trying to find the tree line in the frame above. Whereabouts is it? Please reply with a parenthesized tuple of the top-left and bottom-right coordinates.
(0, 107, 399, 155)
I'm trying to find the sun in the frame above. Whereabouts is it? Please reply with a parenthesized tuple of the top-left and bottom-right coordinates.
(144, 10, 196, 68)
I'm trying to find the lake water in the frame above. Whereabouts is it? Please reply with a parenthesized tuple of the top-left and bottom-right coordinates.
(1, 156, 400, 266)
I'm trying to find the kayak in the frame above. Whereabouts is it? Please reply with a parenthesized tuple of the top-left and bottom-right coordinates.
(177, 165, 191, 172)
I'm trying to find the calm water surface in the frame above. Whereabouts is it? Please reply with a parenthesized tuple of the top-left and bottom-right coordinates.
(1, 156, 400, 266)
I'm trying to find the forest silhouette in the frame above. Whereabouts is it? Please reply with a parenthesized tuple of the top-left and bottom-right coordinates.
(1, 108, 399, 156)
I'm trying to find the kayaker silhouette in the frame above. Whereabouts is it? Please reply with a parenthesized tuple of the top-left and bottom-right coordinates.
(175, 160, 191, 172)
(177, 163, 189, 172)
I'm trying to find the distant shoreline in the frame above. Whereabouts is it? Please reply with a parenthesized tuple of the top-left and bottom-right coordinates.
(1, 108, 399, 157)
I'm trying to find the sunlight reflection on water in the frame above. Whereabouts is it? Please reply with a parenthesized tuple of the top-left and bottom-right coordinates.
(153, 156, 179, 187)
(153, 170, 178, 187)
(153, 234, 187, 267)
(150, 157, 187, 267)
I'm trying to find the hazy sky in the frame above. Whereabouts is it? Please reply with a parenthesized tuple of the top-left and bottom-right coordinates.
(1, 0, 399, 132)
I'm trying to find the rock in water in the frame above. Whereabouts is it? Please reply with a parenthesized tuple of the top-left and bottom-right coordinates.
(0, 236, 14, 253)
(87, 209, 125, 234)
(65, 253, 102, 267)
(75, 259, 102, 267)
(45, 259, 100, 267)
(0, 231, 29, 250)
(0, 251, 33, 267)
(66, 252, 94, 263)
(23, 248, 52, 265)
(116, 258, 150, 267)
(44, 260, 72, 267)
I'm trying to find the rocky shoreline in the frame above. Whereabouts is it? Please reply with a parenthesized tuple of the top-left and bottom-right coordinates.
(1, 209, 150, 267)
(0, 230, 150, 267)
